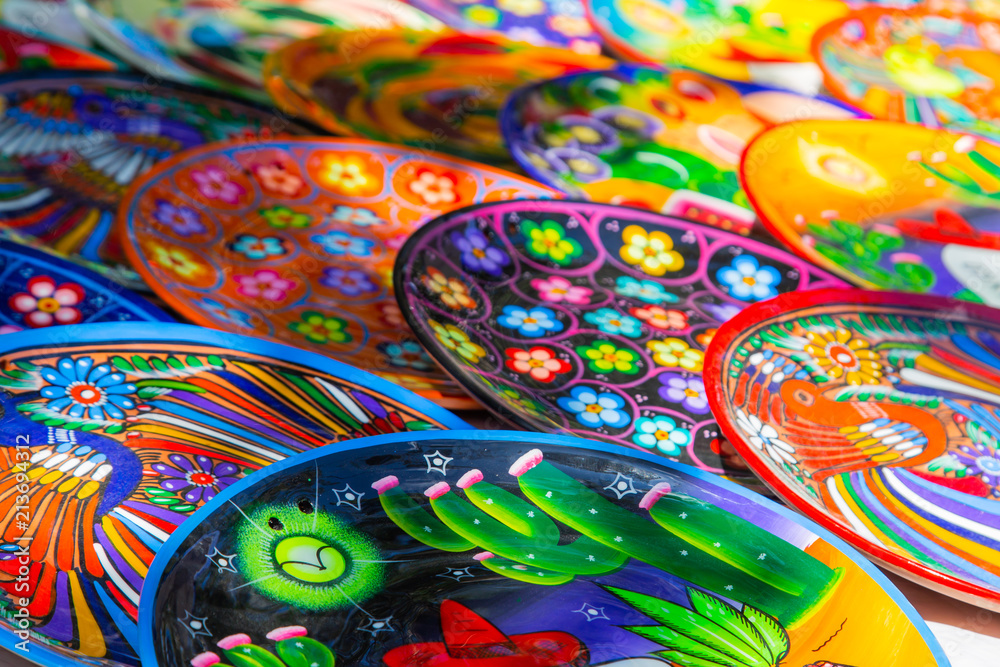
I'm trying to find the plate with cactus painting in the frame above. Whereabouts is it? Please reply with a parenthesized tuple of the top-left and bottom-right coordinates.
(741, 119, 1000, 303)
(500, 64, 863, 231)
(394, 200, 848, 489)
(120, 137, 558, 409)
(706, 288, 1000, 610)
(0, 323, 469, 667)
(139, 430, 949, 667)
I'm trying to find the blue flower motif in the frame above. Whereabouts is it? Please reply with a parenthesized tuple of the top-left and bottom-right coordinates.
(451, 225, 511, 277)
(312, 231, 376, 257)
(154, 200, 205, 237)
(38, 357, 137, 421)
(584, 308, 643, 338)
(614, 276, 678, 305)
(320, 267, 379, 297)
(716, 255, 782, 302)
(557, 387, 631, 429)
(329, 205, 386, 227)
(230, 234, 286, 260)
(632, 415, 691, 456)
(378, 340, 434, 372)
(199, 297, 253, 328)
(497, 305, 563, 338)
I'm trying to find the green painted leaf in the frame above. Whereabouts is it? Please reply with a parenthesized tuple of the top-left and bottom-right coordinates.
(224, 646, 285, 667)
(741, 604, 789, 662)
(655, 650, 730, 667)
(207, 354, 224, 367)
(185, 356, 204, 367)
(151, 358, 169, 372)
(132, 356, 152, 372)
(276, 637, 335, 667)
(626, 626, 743, 666)
(111, 356, 135, 372)
(166, 357, 184, 369)
(687, 590, 772, 664)
(105, 424, 124, 435)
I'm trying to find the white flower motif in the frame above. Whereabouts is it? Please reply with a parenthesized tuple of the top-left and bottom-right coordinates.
(734, 408, 799, 471)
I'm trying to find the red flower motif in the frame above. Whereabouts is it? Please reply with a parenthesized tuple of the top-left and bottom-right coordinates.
(630, 305, 688, 331)
(504, 346, 571, 383)
(9, 276, 84, 327)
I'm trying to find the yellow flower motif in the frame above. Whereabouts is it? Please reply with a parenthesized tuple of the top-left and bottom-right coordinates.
(429, 319, 486, 364)
(804, 328, 883, 385)
(498, 0, 545, 17)
(620, 225, 683, 276)
(647, 338, 704, 372)
(321, 155, 371, 194)
(151, 244, 204, 279)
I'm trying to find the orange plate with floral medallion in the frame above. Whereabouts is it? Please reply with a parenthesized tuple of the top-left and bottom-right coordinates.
(118, 137, 558, 409)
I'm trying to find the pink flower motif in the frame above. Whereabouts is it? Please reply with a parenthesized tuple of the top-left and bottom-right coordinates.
(9, 276, 84, 327)
(408, 169, 458, 206)
(530, 276, 592, 305)
(0, 324, 23, 334)
(504, 346, 571, 383)
(379, 302, 404, 327)
(191, 165, 245, 204)
(252, 162, 304, 197)
(233, 269, 296, 302)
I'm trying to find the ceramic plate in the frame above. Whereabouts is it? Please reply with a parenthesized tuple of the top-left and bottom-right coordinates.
(741, 119, 1000, 302)
(139, 430, 949, 667)
(395, 200, 847, 486)
(814, 6, 1000, 140)
(706, 288, 1000, 610)
(0, 323, 469, 667)
(262, 30, 613, 163)
(0, 70, 314, 291)
(501, 64, 864, 232)
(0, 237, 171, 335)
(119, 137, 557, 409)
(0, 24, 119, 71)
(582, 0, 845, 90)
(113, 0, 442, 89)
(407, 0, 601, 53)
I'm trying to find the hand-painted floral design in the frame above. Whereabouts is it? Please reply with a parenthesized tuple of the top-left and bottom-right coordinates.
(630, 305, 687, 331)
(288, 311, 353, 344)
(716, 255, 781, 302)
(584, 308, 642, 338)
(632, 416, 691, 456)
(614, 276, 679, 305)
(463, 5, 501, 27)
(647, 338, 704, 371)
(423, 267, 477, 310)
(497, 305, 563, 338)
(234, 269, 296, 302)
(153, 200, 205, 237)
(198, 297, 253, 327)
(191, 165, 244, 204)
(657, 373, 709, 414)
(735, 408, 798, 471)
(319, 154, 374, 195)
(549, 14, 593, 37)
(702, 301, 743, 322)
(803, 327, 883, 385)
(695, 328, 717, 347)
(620, 225, 683, 276)
(954, 428, 1000, 498)
(429, 320, 487, 364)
(531, 276, 592, 305)
(152, 454, 239, 504)
(379, 339, 434, 371)
(523, 219, 582, 266)
(150, 244, 205, 279)
(451, 226, 510, 276)
(320, 267, 379, 297)
(329, 205, 385, 227)
(312, 231, 376, 257)
(576, 341, 639, 375)
(38, 356, 137, 421)
(252, 162, 304, 197)
(557, 386, 631, 428)
(380, 302, 404, 327)
(9, 276, 84, 328)
(409, 169, 458, 205)
(229, 234, 287, 260)
(498, 0, 544, 16)
(504, 346, 571, 382)
(261, 205, 312, 229)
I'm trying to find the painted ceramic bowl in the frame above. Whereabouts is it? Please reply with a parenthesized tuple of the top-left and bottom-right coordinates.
(813, 6, 1000, 141)
(0, 24, 119, 71)
(118, 0, 442, 89)
(706, 288, 1000, 610)
(0, 70, 315, 291)
(119, 137, 558, 409)
(407, 0, 601, 53)
(262, 30, 613, 163)
(139, 430, 948, 667)
(741, 119, 1000, 303)
(583, 0, 847, 90)
(0, 323, 469, 667)
(394, 200, 847, 486)
(500, 64, 863, 233)
(0, 237, 171, 334)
